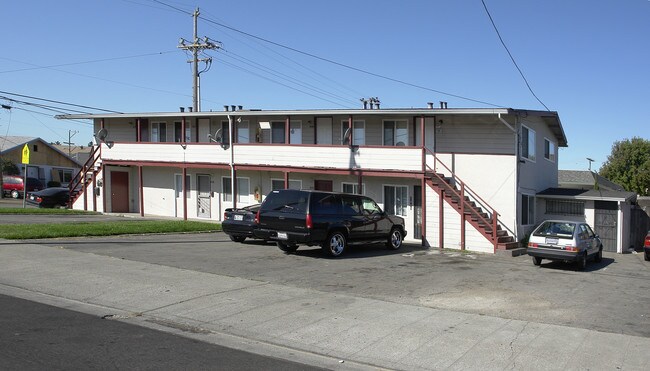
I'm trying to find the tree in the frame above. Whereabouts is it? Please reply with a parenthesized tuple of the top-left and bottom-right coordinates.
(599, 137, 650, 196)
(1, 158, 19, 175)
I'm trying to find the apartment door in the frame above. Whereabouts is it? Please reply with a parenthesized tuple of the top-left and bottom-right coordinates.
(290, 120, 302, 144)
(595, 201, 618, 252)
(110, 171, 129, 213)
(316, 117, 332, 145)
(314, 180, 333, 192)
(413, 185, 422, 239)
(197, 174, 211, 218)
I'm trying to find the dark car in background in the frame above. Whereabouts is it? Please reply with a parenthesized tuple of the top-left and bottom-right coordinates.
(2, 175, 43, 199)
(222, 204, 262, 242)
(643, 231, 650, 261)
(26, 187, 70, 208)
(527, 220, 603, 270)
(253, 189, 406, 257)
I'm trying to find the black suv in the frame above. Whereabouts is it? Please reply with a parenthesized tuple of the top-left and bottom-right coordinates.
(253, 189, 406, 257)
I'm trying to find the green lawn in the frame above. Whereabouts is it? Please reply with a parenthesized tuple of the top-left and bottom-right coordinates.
(0, 220, 220, 239)
(0, 208, 100, 215)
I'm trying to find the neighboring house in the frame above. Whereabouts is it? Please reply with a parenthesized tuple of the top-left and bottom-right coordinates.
(537, 170, 638, 253)
(0, 136, 81, 186)
(58, 105, 567, 254)
(50, 143, 93, 165)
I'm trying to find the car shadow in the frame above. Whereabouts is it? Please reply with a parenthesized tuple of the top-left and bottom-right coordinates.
(279, 243, 427, 260)
(535, 257, 615, 272)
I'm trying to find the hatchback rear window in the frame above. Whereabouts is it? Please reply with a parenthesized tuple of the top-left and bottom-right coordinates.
(533, 221, 575, 237)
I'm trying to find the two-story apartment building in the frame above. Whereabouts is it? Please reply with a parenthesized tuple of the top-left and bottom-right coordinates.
(58, 105, 567, 254)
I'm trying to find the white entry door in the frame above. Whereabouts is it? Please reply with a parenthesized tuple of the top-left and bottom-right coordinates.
(290, 120, 302, 144)
(197, 174, 211, 218)
(316, 117, 332, 145)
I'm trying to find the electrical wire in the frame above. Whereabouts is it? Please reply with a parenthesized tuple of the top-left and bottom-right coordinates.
(481, 0, 550, 111)
(150, 0, 503, 108)
(0, 91, 119, 114)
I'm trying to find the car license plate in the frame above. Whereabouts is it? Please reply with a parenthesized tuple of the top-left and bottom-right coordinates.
(234, 215, 243, 221)
(277, 232, 288, 240)
(545, 237, 559, 245)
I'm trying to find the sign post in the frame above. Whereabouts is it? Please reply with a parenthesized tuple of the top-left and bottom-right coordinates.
(21, 144, 30, 208)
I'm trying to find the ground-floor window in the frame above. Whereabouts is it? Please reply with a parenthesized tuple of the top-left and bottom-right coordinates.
(222, 177, 250, 203)
(545, 199, 584, 216)
(271, 179, 301, 190)
(384, 185, 408, 216)
(521, 194, 535, 225)
(342, 182, 365, 195)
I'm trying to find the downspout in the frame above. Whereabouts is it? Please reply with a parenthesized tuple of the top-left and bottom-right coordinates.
(228, 114, 236, 208)
(498, 113, 519, 240)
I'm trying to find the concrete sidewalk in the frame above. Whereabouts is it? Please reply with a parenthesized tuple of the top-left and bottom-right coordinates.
(1, 241, 648, 370)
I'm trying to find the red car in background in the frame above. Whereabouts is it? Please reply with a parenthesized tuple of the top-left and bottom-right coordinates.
(2, 175, 44, 199)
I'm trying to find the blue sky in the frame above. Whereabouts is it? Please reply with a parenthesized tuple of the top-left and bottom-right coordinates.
(1, 0, 648, 171)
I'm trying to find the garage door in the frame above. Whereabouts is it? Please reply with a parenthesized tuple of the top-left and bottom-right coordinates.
(594, 201, 617, 252)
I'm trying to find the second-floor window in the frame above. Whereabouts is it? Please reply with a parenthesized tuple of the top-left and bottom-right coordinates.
(521, 125, 536, 161)
(151, 122, 167, 142)
(340, 120, 365, 145)
(544, 138, 556, 162)
(271, 121, 285, 143)
(383, 120, 408, 146)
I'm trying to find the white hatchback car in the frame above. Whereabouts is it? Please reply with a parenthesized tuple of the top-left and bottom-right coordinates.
(527, 220, 603, 270)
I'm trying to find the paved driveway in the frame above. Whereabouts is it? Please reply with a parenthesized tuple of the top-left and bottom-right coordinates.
(21, 229, 650, 338)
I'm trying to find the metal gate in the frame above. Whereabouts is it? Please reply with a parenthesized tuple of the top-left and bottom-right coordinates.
(594, 201, 617, 252)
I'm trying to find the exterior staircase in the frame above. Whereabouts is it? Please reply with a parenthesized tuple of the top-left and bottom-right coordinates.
(425, 152, 520, 253)
(68, 145, 101, 210)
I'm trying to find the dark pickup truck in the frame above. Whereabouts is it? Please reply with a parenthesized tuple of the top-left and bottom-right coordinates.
(253, 189, 406, 257)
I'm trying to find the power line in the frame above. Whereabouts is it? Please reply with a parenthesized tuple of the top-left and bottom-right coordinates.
(481, 0, 550, 111)
(0, 90, 121, 114)
(149, 0, 503, 108)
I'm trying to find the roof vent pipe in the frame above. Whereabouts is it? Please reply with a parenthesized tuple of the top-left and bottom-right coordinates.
(188, 107, 193, 112)
(375, 102, 380, 109)
(439, 101, 447, 109)
(231, 105, 236, 112)
(224, 105, 229, 112)
(362, 99, 368, 109)
(180, 107, 185, 113)
(427, 102, 434, 109)
(238, 105, 243, 111)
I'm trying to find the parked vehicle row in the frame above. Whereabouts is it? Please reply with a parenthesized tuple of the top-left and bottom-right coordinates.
(2, 175, 43, 199)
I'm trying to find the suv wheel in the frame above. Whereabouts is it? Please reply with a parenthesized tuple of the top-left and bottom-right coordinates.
(11, 190, 19, 199)
(277, 241, 298, 254)
(532, 256, 542, 266)
(387, 228, 403, 250)
(229, 235, 246, 243)
(322, 231, 346, 257)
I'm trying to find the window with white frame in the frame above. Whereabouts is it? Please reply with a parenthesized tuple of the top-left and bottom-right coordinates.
(384, 185, 408, 216)
(521, 194, 535, 225)
(271, 179, 302, 190)
(342, 182, 365, 195)
(151, 122, 167, 142)
(383, 120, 408, 146)
(237, 121, 249, 143)
(222, 177, 250, 203)
(521, 125, 536, 161)
(544, 138, 556, 162)
(271, 121, 285, 143)
(340, 120, 365, 145)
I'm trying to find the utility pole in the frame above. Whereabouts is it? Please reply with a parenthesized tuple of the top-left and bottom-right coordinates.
(64, 130, 78, 157)
(177, 8, 221, 112)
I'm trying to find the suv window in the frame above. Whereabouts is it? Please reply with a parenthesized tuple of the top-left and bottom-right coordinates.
(362, 197, 382, 214)
(263, 190, 308, 213)
(310, 193, 342, 214)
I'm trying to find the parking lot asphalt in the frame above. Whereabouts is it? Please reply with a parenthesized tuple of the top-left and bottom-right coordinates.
(1, 212, 649, 370)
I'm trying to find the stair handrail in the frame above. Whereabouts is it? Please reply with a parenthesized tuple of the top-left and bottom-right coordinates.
(68, 144, 100, 196)
(424, 149, 515, 239)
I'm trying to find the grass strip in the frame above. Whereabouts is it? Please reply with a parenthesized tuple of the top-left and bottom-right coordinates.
(0, 220, 220, 239)
(0, 208, 100, 215)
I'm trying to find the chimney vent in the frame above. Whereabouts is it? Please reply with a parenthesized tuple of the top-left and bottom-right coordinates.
(427, 102, 434, 109)
(188, 107, 193, 112)
(439, 101, 448, 109)
(224, 105, 229, 112)
(231, 105, 236, 112)
(238, 105, 243, 111)
(180, 107, 185, 113)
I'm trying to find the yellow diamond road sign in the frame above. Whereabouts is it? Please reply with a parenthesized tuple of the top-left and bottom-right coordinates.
(21, 144, 30, 164)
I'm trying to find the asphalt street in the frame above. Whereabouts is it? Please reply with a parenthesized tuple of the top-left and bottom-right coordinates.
(1, 207, 649, 370)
